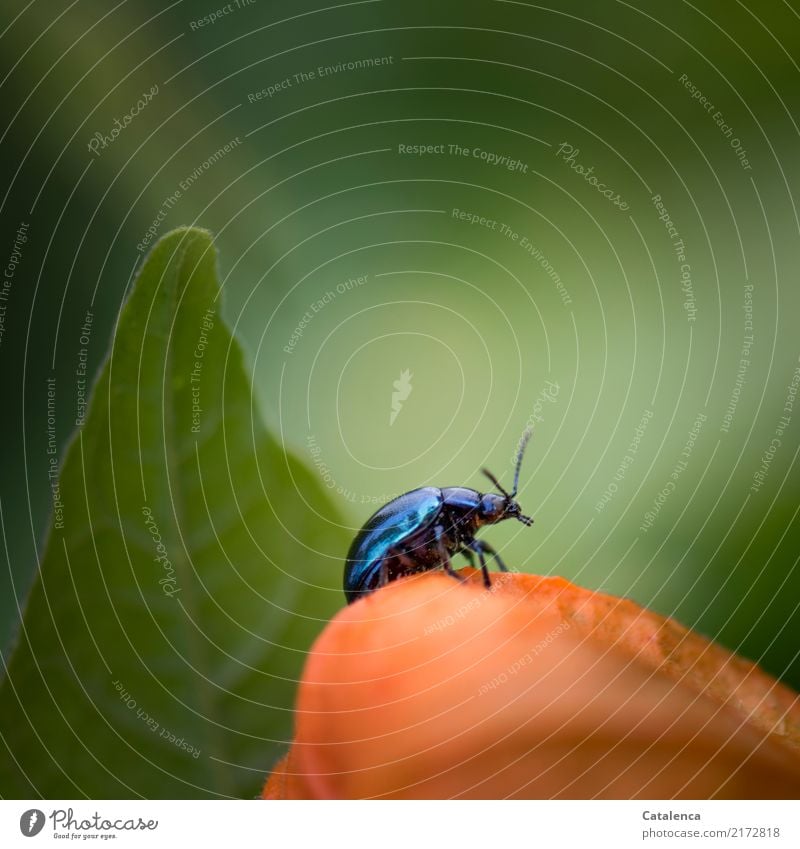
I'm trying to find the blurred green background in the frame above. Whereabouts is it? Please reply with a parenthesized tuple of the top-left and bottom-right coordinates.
(1, 0, 799, 794)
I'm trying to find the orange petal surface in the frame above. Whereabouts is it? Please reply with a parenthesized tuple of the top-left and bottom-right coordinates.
(264, 570, 800, 799)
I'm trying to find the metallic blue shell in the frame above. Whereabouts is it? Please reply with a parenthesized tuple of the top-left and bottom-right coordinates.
(344, 487, 443, 601)
(440, 487, 481, 512)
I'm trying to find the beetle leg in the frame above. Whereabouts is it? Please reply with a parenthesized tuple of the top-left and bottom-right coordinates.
(459, 547, 476, 569)
(386, 547, 419, 580)
(434, 525, 463, 583)
(468, 539, 492, 589)
(378, 548, 414, 587)
(473, 539, 509, 573)
(378, 556, 390, 588)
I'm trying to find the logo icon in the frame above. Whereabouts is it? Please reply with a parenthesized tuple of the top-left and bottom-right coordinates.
(19, 809, 45, 837)
(390, 369, 413, 426)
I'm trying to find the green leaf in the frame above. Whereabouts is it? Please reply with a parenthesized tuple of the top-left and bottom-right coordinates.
(0, 227, 346, 798)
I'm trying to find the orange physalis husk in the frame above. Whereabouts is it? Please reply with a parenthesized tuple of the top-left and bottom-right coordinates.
(263, 570, 800, 799)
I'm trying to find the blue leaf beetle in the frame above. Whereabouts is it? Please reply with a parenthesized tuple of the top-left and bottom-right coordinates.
(343, 430, 533, 603)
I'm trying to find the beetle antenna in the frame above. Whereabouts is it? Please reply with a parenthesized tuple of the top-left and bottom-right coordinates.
(481, 468, 510, 499)
(511, 427, 532, 497)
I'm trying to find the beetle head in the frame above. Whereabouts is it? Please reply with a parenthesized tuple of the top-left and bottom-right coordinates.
(479, 428, 534, 527)
(478, 492, 532, 526)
